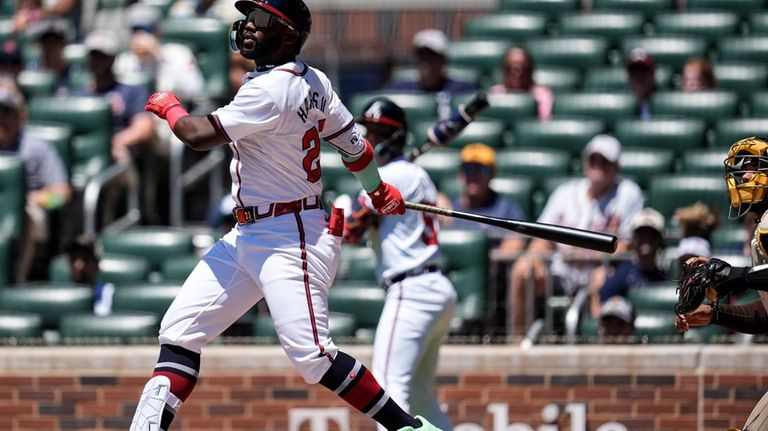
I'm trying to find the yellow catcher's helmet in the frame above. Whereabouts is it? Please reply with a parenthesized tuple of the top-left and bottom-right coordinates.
(725, 136, 768, 218)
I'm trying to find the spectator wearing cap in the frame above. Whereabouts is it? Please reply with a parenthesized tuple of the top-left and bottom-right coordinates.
(489, 46, 554, 120)
(507, 134, 644, 338)
(0, 39, 23, 78)
(25, 17, 75, 96)
(0, 77, 71, 283)
(384, 29, 476, 119)
(598, 295, 636, 340)
(673, 201, 721, 276)
(588, 207, 668, 319)
(625, 48, 656, 120)
(436, 142, 527, 253)
(114, 3, 204, 103)
(65, 236, 114, 316)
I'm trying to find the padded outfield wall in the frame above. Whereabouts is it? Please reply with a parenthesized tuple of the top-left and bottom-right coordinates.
(1, 344, 767, 430)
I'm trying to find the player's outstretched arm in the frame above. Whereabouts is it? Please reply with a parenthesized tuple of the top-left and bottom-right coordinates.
(145, 91, 229, 151)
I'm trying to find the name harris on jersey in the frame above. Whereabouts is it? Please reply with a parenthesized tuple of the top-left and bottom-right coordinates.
(297, 90, 327, 123)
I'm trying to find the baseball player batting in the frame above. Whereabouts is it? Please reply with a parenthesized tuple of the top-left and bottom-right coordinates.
(342, 97, 457, 431)
(130, 1, 442, 430)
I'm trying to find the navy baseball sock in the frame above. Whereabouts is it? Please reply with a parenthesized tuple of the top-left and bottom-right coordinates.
(152, 344, 201, 430)
(319, 351, 420, 431)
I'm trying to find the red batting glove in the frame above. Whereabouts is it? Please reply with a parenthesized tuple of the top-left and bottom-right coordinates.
(368, 182, 405, 215)
(145, 91, 183, 119)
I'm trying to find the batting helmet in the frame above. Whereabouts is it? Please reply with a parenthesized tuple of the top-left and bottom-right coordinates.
(357, 97, 408, 164)
(725, 136, 768, 218)
(232, 0, 311, 51)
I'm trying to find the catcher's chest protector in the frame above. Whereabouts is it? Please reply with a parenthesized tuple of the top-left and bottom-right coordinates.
(751, 214, 768, 313)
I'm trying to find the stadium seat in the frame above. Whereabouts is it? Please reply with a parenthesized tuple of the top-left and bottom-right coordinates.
(320, 148, 355, 198)
(558, 11, 645, 47)
(749, 12, 768, 34)
(499, 0, 580, 16)
(99, 227, 195, 272)
(0, 283, 92, 329)
(650, 91, 740, 125)
(27, 96, 111, 189)
(711, 224, 748, 252)
(686, 0, 766, 16)
(634, 310, 680, 339)
(684, 324, 732, 344)
(160, 255, 199, 282)
(59, 311, 159, 339)
(16, 70, 56, 98)
(347, 92, 439, 124)
(714, 62, 768, 99)
(513, 117, 605, 156)
(0, 153, 25, 242)
(252, 312, 357, 342)
(328, 281, 386, 333)
(613, 118, 707, 153)
(160, 18, 229, 99)
(391, 66, 483, 89)
(619, 147, 676, 189)
(463, 12, 548, 41)
(678, 148, 728, 174)
(582, 65, 674, 91)
(717, 37, 768, 64)
(552, 92, 637, 129)
(532, 66, 581, 91)
(24, 123, 73, 172)
(647, 174, 729, 222)
(495, 147, 571, 187)
(627, 283, 678, 312)
(412, 119, 506, 149)
(591, 0, 674, 18)
(438, 175, 535, 221)
(336, 245, 377, 283)
(620, 35, 707, 70)
(49, 252, 152, 285)
(112, 283, 182, 316)
(0, 237, 9, 288)
(750, 91, 768, 116)
(713, 118, 768, 148)
(653, 11, 740, 43)
(447, 40, 512, 75)
(413, 147, 461, 188)
(526, 36, 610, 71)
(439, 229, 489, 333)
(0, 311, 43, 338)
(454, 93, 537, 128)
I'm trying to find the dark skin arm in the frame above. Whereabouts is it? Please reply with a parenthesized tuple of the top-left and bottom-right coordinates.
(173, 115, 230, 151)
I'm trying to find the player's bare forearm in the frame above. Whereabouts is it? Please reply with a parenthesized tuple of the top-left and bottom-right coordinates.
(174, 115, 229, 151)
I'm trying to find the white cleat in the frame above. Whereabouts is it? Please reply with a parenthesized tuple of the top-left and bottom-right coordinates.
(129, 376, 183, 431)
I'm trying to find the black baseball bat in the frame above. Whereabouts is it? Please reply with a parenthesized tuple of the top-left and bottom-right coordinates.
(405, 201, 618, 254)
(408, 91, 490, 161)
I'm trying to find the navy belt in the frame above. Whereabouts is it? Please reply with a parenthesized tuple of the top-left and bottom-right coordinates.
(386, 264, 441, 286)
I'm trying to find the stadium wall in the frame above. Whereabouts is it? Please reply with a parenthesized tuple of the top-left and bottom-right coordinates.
(0, 344, 766, 430)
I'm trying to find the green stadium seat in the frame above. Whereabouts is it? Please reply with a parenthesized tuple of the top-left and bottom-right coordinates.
(439, 229, 489, 333)
(582, 65, 674, 90)
(48, 253, 152, 285)
(634, 310, 680, 339)
(717, 37, 768, 64)
(320, 148, 355, 198)
(495, 147, 571, 187)
(447, 40, 511, 74)
(333, 177, 365, 199)
(552, 92, 637, 128)
(16, 70, 57, 98)
(0, 18, 12, 41)
(0, 237, 9, 288)
(160, 255, 199, 282)
(619, 147, 676, 189)
(455, 93, 537, 128)
(650, 91, 740, 125)
(99, 227, 195, 272)
(686, 0, 766, 16)
(647, 174, 729, 221)
(711, 224, 748, 251)
(532, 66, 581, 91)
(513, 118, 605, 155)
(0, 153, 25, 241)
(499, 0, 580, 16)
(0, 311, 43, 338)
(59, 311, 160, 339)
(328, 281, 386, 332)
(24, 123, 73, 172)
(713, 118, 768, 148)
(336, 245, 377, 283)
(627, 283, 678, 311)
(749, 12, 768, 34)
(713, 62, 768, 98)
(252, 312, 357, 342)
(160, 18, 229, 99)
(684, 324, 732, 343)
(391, 66, 483, 88)
(347, 92, 439, 123)
(592, 0, 674, 18)
(750, 91, 768, 116)
(653, 11, 740, 43)
(558, 11, 645, 47)
(678, 148, 728, 174)
(578, 314, 599, 340)
(614, 118, 707, 153)
(413, 119, 506, 149)
(463, 12, 548, 41)
(526, 36, 610, 70)
(27, 96, 111, 189)
(112, 283, 182, 315)
(0, 283, 92, 329)
(437, 175, 535, 220)
(621, 35, 707, 70)
(413, 147, 461, 188)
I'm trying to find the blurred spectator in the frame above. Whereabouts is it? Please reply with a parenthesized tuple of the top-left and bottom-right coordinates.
(681, 57, 717, 92)
(588, 207, 667, 318)
(169, 0, 242, 22)
(674, 236, 712, 277)
(0, 77, 71, 283)
(436, 143, 526, 253)
(0, 40, 23, 78)
(598, 295, 636, 339)
(12, 0, 81, 38)
(672, 201, 720, 275)
(384, 29, 476, 119)
(65, 236, 113, 316)
(625, 48, 656, 120)
(507, 134, 644, 337)
(114, 3, 205, 103)
(489, 46, 553, 120)
(25, 17, 76, 96)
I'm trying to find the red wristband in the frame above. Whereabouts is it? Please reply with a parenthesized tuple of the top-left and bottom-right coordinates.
(166, 105, 189, 131)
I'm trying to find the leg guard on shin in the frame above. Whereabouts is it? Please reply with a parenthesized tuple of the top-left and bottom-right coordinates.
(129, 375, 183, 431)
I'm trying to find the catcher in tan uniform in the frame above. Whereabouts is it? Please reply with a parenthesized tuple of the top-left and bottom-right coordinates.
(675, 136, 768, 431)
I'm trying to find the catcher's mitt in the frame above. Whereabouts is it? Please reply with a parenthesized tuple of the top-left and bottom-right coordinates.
(675, 258, 731, 315)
